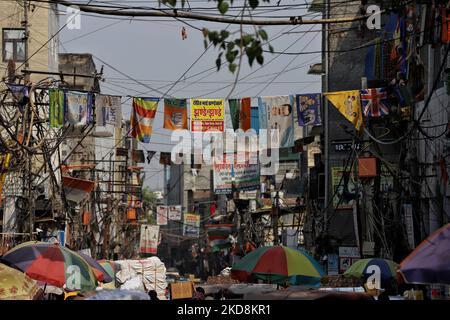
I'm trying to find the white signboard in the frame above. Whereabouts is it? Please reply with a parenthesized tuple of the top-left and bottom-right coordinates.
(168, 205, 182, 221)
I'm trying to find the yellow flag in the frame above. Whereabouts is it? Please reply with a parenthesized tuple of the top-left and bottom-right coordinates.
(324, 90, 363, 131)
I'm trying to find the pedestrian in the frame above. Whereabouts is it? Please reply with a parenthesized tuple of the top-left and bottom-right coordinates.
(148, 290, 159, 300)
(193, 287, 205, 300)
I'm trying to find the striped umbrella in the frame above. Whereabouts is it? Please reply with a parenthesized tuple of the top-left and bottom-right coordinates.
(77, 252, 113, 283)
(231, 246, 325, 285)
(98, 260, 117, 280)
(0, 241, 97, 291)
(344, 258, 398, 286)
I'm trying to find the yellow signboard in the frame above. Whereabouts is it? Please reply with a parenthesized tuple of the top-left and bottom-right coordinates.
(190, 98, 224, 132)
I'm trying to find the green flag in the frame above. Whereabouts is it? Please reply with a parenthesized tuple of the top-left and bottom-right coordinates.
(49, 89, 64, 128)
(228, 99, 240, 131)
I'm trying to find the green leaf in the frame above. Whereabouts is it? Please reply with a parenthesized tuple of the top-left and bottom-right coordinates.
(249, 0, 259, 10)
(204, 39, 208, 49)
(226, 51, 235, 63)
(220, 30, 230, 39)
(229, 63, 237, 73)
(162, 0, 176, 6)
(242, 35, 253, 46)
(258, 29, 268, 41)
(247, 49, 255, 66)
(227, 42, 235, 51)
(269, 44, 274, 53)
(256, 54, 264, 65)
(218, 1, 229, 14)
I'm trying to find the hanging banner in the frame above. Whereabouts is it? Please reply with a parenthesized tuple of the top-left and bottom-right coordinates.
(163, 98, 188, 130)
(228, 97, 251, 131)
(324, 90, 363, 131)
(296, 93, 322, 126)
(156, 205, 168, 225)
(94, 94, 122, 128)
(6, 83, 29, 109)
(183, 213, 200, 237)
(213, 153, 260, 194)
(331, 166, 357, 209)
(130, 97, 159, 143)
(258, 96, 295, 148)
(140, 224, 159, 254)
(49, 89, 65, 128)
(65, 91, 93, 126)
(190, 98, 224, 132)
(168, 205, 182, 221)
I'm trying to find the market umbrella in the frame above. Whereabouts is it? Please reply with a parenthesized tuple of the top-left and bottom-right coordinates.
(399, 223, 450, 284)
(77, 252, 113, 283)
(0, 241, 97, 291)
(98, 260, 117, 280)
(0, 263, 41, 300)
(231, 246, 325, 285)
(343, 258, 398, 286)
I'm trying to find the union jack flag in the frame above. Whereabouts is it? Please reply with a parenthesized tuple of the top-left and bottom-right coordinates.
(360, 88, 390, 118)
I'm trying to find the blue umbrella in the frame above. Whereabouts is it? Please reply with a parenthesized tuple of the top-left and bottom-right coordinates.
(399, 223, 450, 284)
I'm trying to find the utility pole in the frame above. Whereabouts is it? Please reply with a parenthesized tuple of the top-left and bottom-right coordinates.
(323, 0, 330, 234)
(22, 0, 30, 82)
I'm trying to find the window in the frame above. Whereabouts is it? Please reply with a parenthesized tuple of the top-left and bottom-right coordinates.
(2, 28, 26, 62)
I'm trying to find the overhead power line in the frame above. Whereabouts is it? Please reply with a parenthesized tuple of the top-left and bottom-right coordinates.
(48, 0, 374, 26)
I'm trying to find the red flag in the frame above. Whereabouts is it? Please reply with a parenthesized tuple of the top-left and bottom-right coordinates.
(240, 97, 251, 131)
(210, 203, 217, 217)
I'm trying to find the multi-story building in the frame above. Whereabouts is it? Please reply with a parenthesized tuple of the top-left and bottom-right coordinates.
(0, 2, 59, 250)
(310, 0, 450, 273)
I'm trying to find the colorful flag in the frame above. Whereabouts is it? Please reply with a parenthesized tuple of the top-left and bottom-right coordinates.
(324, 91, 363, 131)
(360, 88, 390, 117)
(65, 91, 93, 126)
(94, 94, 122, 127)
(130, 97, 159, 143)
(259, 96, 295, 148)
(296, 93, 322, 126)
(228, 97, 251, 131)
(49, 89, 65, 128)
(190, 98, 224, 132)
(163, 98, 188, 130)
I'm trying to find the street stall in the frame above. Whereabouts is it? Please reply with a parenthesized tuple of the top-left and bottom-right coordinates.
(115, 256, 166, 299)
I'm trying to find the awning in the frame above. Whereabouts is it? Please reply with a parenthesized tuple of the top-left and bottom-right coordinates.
(62, 176, 95, 203)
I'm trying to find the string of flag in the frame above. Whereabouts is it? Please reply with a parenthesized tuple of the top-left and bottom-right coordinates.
(4, 82, 411, 143)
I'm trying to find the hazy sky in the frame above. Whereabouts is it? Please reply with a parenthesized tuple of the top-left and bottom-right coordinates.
(57, 0, 322, 190)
